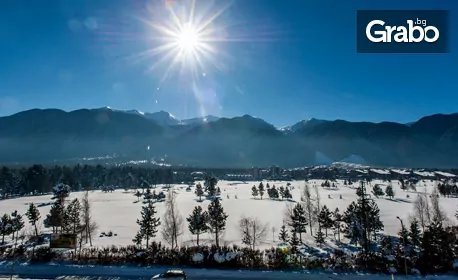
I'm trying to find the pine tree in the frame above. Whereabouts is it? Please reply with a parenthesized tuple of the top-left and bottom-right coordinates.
(289, 203, 307, 243)
(132, 232, 143, 248)
(283, 188, 292, 200)
(380, 236, 394, 257)
(367, 200, 384, 242)
(143, 188, 153, 201)
(318, 205, 333, 237)
(64, 198, 81, 235)
(278, 224, 289, 243)
(187, 205, 209, 246)
(314, 228, 325, 247)
(44, 200, 64, 233)
(134, 190, 142, 202)
(371, 184, 384, 198)
(279, 186, 285, 200)
(0, 214, 12, 244)
(385, 185, 395, 199)
(419, 218, 455, 273)
(398, 224, 410, 247)
(136, 199, 161, 248)
(52, 183, 70, 202)
(251, 185, 259, 199)
(343, 201, 362, 245)
(258, 182, 265, 200)
(11, 211, 24, 244)
(409, 218, 421, 248)
(270, 186, 279, 199)
(207, 199, 228, 248)
(289, 229, 300, 255)
(205, 176, 218, 198)
(195, 183, 204, 202)
(343, 181, 383, 254)
(26, 203, 41, 236)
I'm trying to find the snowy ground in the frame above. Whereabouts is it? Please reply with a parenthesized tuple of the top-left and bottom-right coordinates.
(0, 180, 457, 249)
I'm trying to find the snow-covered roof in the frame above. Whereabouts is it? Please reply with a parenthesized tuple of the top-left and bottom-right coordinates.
(391, 169, 411, 175)
(370, 168, 390, 175)
(414, 171, 436, 177)
(435, 171, 456, 177)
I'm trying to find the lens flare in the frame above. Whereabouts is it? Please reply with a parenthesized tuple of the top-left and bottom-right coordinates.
(134, 0, 231, 83)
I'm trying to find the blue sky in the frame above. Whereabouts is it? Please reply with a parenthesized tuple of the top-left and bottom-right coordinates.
(0, 0, 456, 127)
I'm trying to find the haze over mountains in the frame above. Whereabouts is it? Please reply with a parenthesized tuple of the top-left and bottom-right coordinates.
(0, 107, 457, 168)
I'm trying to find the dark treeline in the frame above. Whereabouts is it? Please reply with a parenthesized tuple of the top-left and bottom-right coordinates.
(1, 164, 457, 199)
(0, 164, 266, 199)
(0, 164, 180, 198)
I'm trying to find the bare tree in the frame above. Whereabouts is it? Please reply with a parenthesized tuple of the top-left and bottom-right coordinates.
(414, 193, 431, 231)
(161, 190, 184, 249)
(81, 191, 97, 246)
(301, 183, 315, 235)
(431, 188, 446, 223)
(239, 216, 268, 250)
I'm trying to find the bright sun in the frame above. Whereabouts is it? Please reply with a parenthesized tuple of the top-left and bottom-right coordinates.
(138, 0, 231, 81)
(176, 24, 201, 52)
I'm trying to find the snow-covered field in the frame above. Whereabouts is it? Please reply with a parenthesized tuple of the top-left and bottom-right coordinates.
(0, 180, 457, 249)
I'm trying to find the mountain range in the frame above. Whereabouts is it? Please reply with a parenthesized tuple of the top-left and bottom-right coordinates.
(1, 107, 457, 168)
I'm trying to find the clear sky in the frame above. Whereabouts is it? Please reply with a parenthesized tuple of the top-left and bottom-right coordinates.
(0, 0, 457, 127)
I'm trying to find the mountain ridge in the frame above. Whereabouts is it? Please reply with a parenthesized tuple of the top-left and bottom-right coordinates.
(1, 108, 457, 168)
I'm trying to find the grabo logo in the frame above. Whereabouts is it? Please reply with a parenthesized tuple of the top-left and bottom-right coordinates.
(366, 18, 439, 43)
(357, 10, 448, 53)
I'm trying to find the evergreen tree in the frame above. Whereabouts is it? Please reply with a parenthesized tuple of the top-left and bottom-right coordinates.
(289, 203, 307, 242)
(11, 211, 24, 244)
(64, 198, 81, 235)
(26, 203, 41, 236)
(419, 218, 455, 273)
(143, 188, 153, 201)
(283, 188, 292, 200)
(132, 232, 143, 248)
(398, 223, 410, 247)
(289, 230, 300, 255)
(371, 184, 384, 198)
(343, 181, 383, 254)
(207, 199, 228, 248)
(204, 176, 218, 198)
(0, 214, 12, 244)
(136, 199, 161, 248)
(195, 183, 204, 201)
(52, 183, 70, 202)
(134, 190, 142, 202)
(380, 236, 394, 257)
(314, 228, 325, 247)
(278, 224, 289, 243)
(385, 185, 395, 199)
(343, 201, 362, 245)
(251, 185, 259, 199)
(269, 186, 279, 199)
(44, 200, 64, 233)
(409, 218, 421, 249)
(187, 205, 209, 246)
(279, 186, 285, 200)
(367, 200, 384, 242)
(258, 182, 265, 200)
(318, 205, 333, 237)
